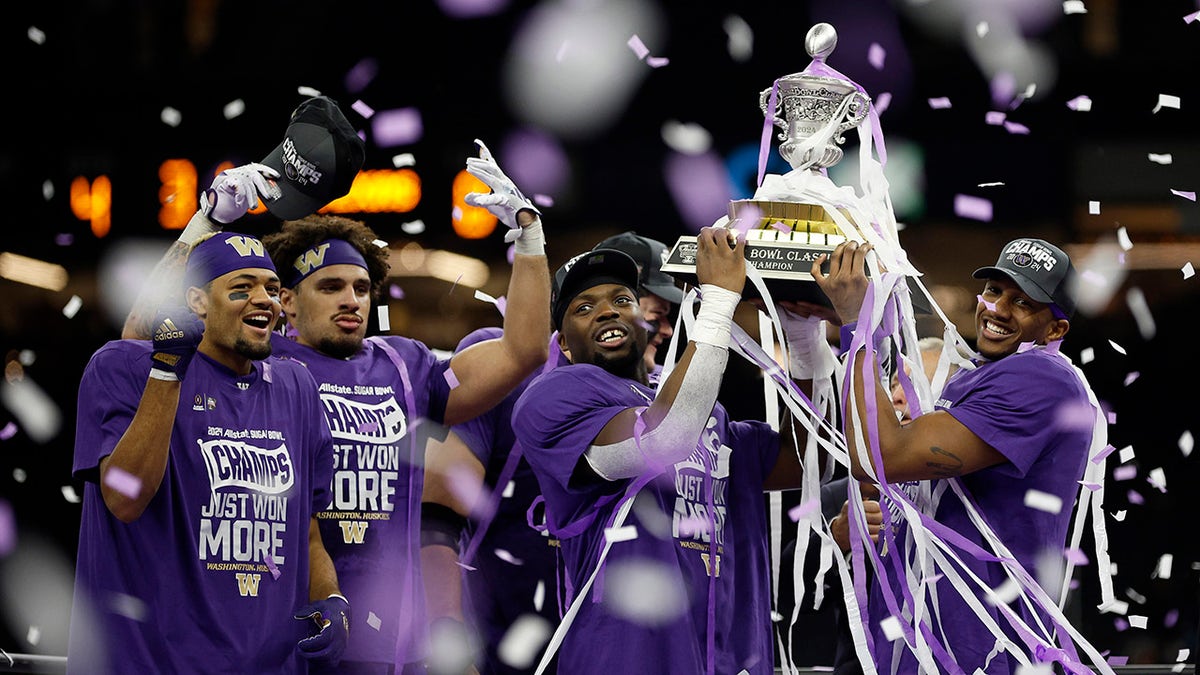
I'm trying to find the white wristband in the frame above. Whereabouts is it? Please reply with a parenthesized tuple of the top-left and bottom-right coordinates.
(690, 284, 740, 349)
(179, 211, 219, 247)
(148, 368, 180, 382)
(513, 218, 545, 256)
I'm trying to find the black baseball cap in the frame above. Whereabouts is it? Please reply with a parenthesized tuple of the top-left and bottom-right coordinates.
(551, 248, 641, 330)
(973, 238, 1076, 318)
(592, 231, 685, 305)
(261, 96, 366, 220)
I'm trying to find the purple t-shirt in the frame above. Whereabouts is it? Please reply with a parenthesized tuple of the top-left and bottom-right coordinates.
(69, 341, 334, 674)
(272, 333, 452, 666)
(867, 347, 1093, 674)
(512, 364, 780, 675)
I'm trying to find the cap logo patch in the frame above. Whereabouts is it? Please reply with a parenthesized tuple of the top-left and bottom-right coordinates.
(280, 136, 324, 187)
(1005, 239, 1058, 272)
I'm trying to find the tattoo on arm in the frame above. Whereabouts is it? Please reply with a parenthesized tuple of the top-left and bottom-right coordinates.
(124, 242, 190, 339)
(925, 446, 963, 477)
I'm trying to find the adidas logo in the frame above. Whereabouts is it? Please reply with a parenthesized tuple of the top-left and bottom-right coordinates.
(155, 318, 186, 341)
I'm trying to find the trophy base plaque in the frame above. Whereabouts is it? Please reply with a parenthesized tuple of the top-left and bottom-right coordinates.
(660, 199, 848, 307)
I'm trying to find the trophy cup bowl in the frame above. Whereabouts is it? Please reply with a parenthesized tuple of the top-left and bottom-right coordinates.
(759, 74, 871, 171)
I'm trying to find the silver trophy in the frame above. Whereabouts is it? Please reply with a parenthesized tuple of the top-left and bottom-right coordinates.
(661, 22, 872, 306)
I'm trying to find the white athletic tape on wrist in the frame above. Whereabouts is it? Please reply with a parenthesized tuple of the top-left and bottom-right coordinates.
(512, 218, 545, 256)
(691, 284, 740, 349)
(148, 368, 180, 382)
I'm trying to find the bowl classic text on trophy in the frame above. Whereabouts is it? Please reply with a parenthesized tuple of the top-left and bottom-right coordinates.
(661, 22, 872, 306)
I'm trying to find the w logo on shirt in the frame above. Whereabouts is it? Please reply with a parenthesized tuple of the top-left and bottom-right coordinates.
(338, 520, 369, 544)
(293, 244, 330, 276)
(235, 573, 262, 597)
(224, 236, 266, 258)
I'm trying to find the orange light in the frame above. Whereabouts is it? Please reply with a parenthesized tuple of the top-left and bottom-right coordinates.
(158, 159, 199, 231)
(450, 170, 497, 240)
(324, 169, 421, 214)
(70, 175, 113, 238)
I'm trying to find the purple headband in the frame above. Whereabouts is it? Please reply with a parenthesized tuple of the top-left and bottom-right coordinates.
(185, 232, 277, 286)
(287, 238, 369, 288)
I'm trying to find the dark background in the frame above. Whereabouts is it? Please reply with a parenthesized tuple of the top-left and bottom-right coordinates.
(2, 0, 1198, 666)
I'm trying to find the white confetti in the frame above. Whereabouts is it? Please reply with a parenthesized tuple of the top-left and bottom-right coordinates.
(108, 592, 147, 621)
(1079, 346, 1094, 364)
(1116, 226, 1132, 250)
(61, 485, 80, 503)
(1183, 262, 1195, 279)
(371, 239, 388, 249)
(1112, 510, 1126, 522)
(2, 377, 62, 443)
(1147, 467, 1167, 492)
(661, 120, 712, 155)
(495, 548, 524, 565)
(376, 305, 390, 332)
(1178, 649, 1191, 662)
(1128, 615, 1148, 629)
(976, 21, 989, 37)
(27, 26, 47, 44)
(401, 220, 425, 235)
(298, 86, 323, 97)
(1125, 287, 1155, 340)
(62, 295, 82, 318)
(977, 181, 1005, 188)
(1148, 153, 1173, 165)
(1098, 597, 1129, 614)
(392, 153, 416, 167)
(1066, 95, 1092, 111)
(1186, 10, 1200, 24)
(502, 480, 515, 498)
(26, 626, 40, 646)
(1170, 189, 1196, 201)
(1153, 553, 1174, 580)
(42, 180, 55, 201)
(160, 106, 182, 127)
(13, 468, 26, 483)
(1118, 445, 1135, 463)
(1180, 430, 1193, 457)
(1108, 339, 1127, 355)
(605, 525, 638, 543)
(1023, 489, 1063, 514)
(1016, 664, 1054, 675)
(1063, 0, 1087, 14)
(879, 615, 904, 641)
(533, 580, 545, 612)
(497, 614, 552, 669)
(367, 611, 382, 630)
(1088, 201, 1100, 215)
(1153, 94, 1181, 113)
(723, 15, 753, 63)
(222, 99, 245, 120)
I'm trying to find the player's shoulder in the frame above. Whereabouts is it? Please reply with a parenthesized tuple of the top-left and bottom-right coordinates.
(87, 339, 151, 369)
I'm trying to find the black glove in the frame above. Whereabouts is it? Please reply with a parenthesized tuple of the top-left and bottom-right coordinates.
(149, 307, 204, 381)
(294, 594, 350, 667)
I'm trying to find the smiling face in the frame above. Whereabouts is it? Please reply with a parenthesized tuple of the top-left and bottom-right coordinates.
(280, 263, 372, 359)
(189, 268, 280, 373)
(639, 292, 674, 371)
(975, 276, 1068, 360)
(558, 282, 648, 382)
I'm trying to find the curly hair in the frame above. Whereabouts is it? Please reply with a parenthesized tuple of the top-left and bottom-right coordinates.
(262, 215, 391, 301)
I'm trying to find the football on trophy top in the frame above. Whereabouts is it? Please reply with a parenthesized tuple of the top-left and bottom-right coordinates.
(661, 22, 875, 306)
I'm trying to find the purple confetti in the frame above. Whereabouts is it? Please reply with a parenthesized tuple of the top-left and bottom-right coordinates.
(389, 284, 405, 300)
(437, 0, 507, 19)
(788, 499, 819, 522)
(0, 422, 16, 440)
(867, 43, 886, 70)
(1092, 444, 1117, 463)
(770, 221, 790, 233)
(1170, 189, 1196, 201)
(928, 97, 952, 109)
(1165, 609, 1179, 627)
(664, 150, 733, 232)
(444, 368, 460, 389)
(507, 244, 516, 265)
(351, 99, 375, 119)
(627, 35, 649, 60)
(976, 294, 997, 311)
(1003, 121, 1030, 135)
(1113, 618, 1129, 633)
(495, 295, 507, 318)
(1186, 10, 1200, 23)
(55, 233, 74, 246)
(1126, 489, 1144, 505)
(371, 107, 424, 147)
(875, 92, 892, 114)
(1066, 95, 1093, 111)
(357, 421, 380, 434)
(1113, 465, 1138, 481)
(264, 553, 281, 579)
(533, 194, 554, 208)
(1064, 547, 1090, 565)
(645, 56, 670, 68)
(0, 500, 14, 556)
(991, 73, 1016, 107)
(985, 111, 1006, 125)
(955, 194, 993, 222)
(344, 58, 379, 93)
(1106, 654, 1129, 665)
(1055, 401, 1097, 431)
(103, 467, 142, 499)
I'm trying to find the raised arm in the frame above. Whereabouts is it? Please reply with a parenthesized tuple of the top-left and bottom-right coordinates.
(444, 141, 550, 426)
(101, 307, 202, 521)
(122, 164, 281, 338)
(580, 227, 746, 480)
(812, 242, 1003, 483)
